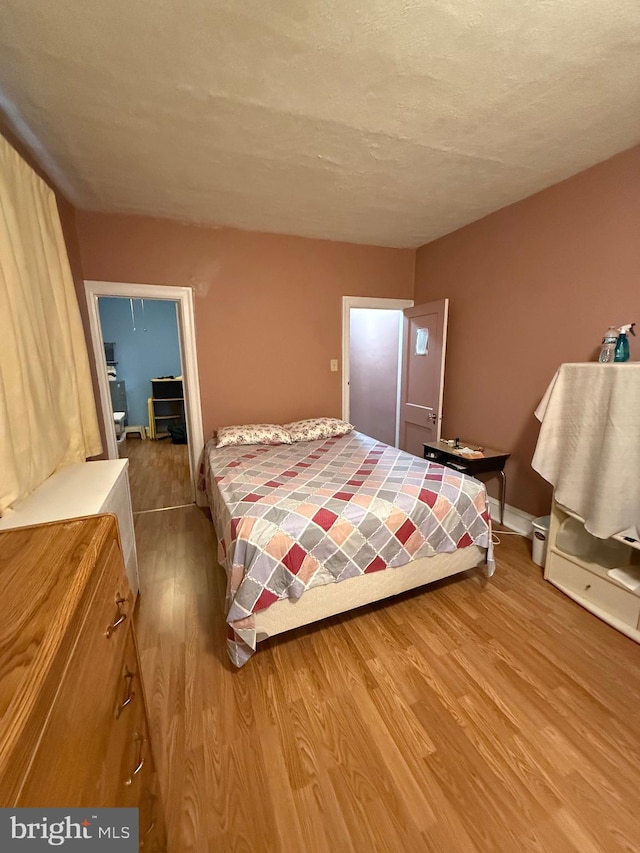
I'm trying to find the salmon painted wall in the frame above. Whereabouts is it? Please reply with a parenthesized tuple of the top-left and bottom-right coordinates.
(414, 145, 640, 517)
(75, 213, 415, 440)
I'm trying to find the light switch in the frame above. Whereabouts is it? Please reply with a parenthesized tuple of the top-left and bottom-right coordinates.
(330, 359, 339, 372)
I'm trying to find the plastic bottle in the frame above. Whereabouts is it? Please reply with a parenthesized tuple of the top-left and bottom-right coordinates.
(598, 326, 619, 363)
(614, 323, 636, 362)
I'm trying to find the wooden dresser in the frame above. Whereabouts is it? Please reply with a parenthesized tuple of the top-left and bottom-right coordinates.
(0, 514, 166, 850)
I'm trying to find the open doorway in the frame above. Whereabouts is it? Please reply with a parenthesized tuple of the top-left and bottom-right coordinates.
(85, 281, 204, 512)
(97, 295, 190, 512)
(342, 296, 413, 446)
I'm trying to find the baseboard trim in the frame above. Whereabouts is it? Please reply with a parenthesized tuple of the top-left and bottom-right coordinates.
(488, 497, 535, 538)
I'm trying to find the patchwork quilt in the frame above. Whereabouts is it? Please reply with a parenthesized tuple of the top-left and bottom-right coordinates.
(204, 431, 494, 667)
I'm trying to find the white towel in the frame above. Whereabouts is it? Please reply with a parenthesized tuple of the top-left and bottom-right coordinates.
(532, 363, 640, 540)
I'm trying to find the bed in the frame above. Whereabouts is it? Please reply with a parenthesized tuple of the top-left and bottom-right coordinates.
(203, 427, 494, 666)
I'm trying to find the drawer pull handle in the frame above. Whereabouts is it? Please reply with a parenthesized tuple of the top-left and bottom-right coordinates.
(585, 584, 591, 591)
(125, 733, 146, 786)
(105, 596, 128, 638)
(141, 790, 158, 842)
(115, 667, 136, 718)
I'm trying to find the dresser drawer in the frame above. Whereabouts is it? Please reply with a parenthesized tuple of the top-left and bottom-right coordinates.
(16, 537, 134, 806)
(100, 627, 151, 805)
(138, 753, 167, 850)
(547, 550, 640, 628)
(140, 796, 168, 853)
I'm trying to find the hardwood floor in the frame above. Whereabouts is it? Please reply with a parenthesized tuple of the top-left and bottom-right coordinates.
(133, 511, 640, 852)
(119, 436, 191, 512)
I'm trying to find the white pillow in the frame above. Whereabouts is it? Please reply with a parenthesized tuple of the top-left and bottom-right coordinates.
(215, 423, 293, 448)
(284, 417, 354, 442)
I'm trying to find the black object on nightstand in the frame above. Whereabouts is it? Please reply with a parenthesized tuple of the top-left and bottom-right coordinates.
(423, 440, 510, 525)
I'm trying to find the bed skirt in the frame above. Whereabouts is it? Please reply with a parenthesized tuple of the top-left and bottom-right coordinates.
(253, 544, 488, 641)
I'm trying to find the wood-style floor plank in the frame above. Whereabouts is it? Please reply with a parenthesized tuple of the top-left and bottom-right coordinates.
(119, 436, 191, 512)
(133, 512, 640, 852)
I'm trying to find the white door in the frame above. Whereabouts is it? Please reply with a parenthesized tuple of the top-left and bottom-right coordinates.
(399, 299, 449, 457)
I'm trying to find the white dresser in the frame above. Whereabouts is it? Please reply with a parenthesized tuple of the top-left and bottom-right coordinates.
(0, 460, 139, 593)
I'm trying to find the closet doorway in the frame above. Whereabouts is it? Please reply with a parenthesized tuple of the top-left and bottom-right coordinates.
(85, 281, 204, 512)
(342, 297, 413, 446)
(343, 296, 449, 454)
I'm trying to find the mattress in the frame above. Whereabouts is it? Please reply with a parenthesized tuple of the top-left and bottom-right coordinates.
(204, 430, 494, 666)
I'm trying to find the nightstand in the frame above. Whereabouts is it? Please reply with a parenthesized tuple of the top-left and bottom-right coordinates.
(423, 441, 510, 525)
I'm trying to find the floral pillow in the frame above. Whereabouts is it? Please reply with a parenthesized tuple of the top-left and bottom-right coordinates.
(284, 417, 354, 442)
(215, 423, 293, 449)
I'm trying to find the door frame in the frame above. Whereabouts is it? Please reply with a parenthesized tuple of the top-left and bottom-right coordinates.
(341, 296, 413, 445)
(84, 280, 204, 504)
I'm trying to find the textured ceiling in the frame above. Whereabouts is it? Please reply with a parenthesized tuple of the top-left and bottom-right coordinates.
(1, 0, 639, 247)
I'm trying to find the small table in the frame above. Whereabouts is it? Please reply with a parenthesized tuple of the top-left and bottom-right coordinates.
(423, 440, 510, 525)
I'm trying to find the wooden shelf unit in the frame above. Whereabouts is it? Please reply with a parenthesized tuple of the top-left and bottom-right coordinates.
(150, 377, 184, 439)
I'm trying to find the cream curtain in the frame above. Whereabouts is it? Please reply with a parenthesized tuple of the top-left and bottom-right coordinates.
(0, 135, 102, 514)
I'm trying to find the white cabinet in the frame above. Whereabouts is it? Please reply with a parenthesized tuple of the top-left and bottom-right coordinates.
(545, 500, 640, 642)
(0, 460, 139, 593)
(534, 364, 640, 643)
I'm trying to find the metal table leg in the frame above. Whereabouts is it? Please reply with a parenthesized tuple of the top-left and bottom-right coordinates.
(498, 469, 507, 526)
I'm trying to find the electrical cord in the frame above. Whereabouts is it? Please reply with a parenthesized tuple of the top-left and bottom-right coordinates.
(491, 528, 522, 546)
